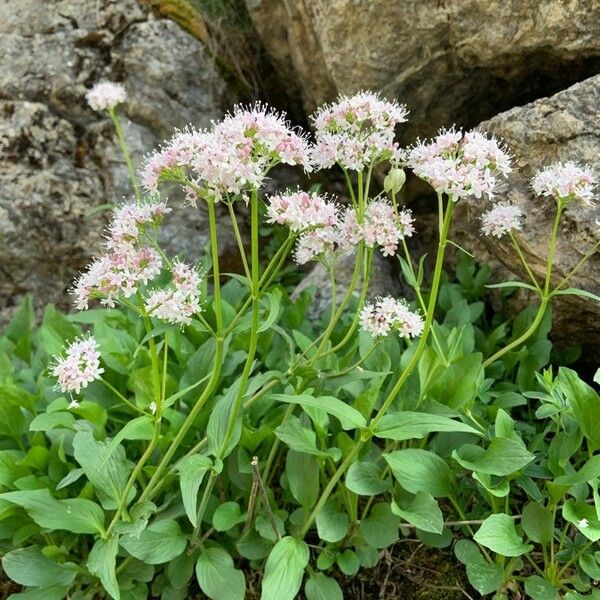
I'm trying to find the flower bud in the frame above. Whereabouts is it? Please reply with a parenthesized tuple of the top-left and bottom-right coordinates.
(384, 167, 406, 195)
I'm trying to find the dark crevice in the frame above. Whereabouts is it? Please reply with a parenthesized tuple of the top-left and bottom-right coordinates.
(455, 52, 600, 131)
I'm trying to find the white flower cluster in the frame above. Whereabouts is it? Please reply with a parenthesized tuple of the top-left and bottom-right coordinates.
(404, 128, 512, 200)
(480, 203, 523, 238)
(360, 296, 424, 338)
(86, 82, 127, 112)
(311, 91, 408, 171)
(145, 261, 202, 326)
(140, 104, 311, 201)
(52, 335, 104, 396)
(532, 162, 596, 205)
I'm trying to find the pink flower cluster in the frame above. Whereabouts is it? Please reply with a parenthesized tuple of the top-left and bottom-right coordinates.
(140, 104, 310, 200)
(72, 202, 168, 310)
(86, 82, 127, 112)
(266, 191, 339, 232)
(531, 162, 596, 205)
(311, 91, 408, 171)
(360, 297, 424, 339)
(481, 203, 523, 238)
(52, 335, 104, 395)
(145, 261, 202, 326)
(404, 128, 512, 200)
(361, 201, 414, 256)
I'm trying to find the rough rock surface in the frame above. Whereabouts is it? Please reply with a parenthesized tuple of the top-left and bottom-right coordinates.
(0, 0, 225, 324)
(246, 0, 600, 141)
(457, 75, 600, 351)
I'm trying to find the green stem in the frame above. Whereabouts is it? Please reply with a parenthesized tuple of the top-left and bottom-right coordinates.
(315, 247, 373, 362)
(300, 198, 455, 537)
(109, 109, 141, 202)
(482, 296, 548, 368)
(192, 189, 261, 539)
(554, 238, 600, 291)
(509, 232, 541, 292)
(138, 198, 224, 503)
(100, 378, 147, 415)
(544, 201, 564, 295)
(106, 418, 161, 536)
(227, 200, 251, 280)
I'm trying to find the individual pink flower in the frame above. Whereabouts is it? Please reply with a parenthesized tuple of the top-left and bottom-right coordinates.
(403, 127, 512, 200)
(481, 203, 523, 238)
(266, 190, 339, 232)
(531, 162, 596, 205)
(362, 201, 415, 256)
(52, 335, 104, 395)
(360, 297, 424, 338)
(145, 261, 202, 326)
(86, 82, 127, 112)
(311, 91, 408, 171)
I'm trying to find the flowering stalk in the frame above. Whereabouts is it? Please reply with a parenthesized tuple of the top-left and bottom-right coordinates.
(139, 198, 225, 503)
(109, 108, 141, 202)
(192, 188, 262, 540)
(299, 198, 455, 537)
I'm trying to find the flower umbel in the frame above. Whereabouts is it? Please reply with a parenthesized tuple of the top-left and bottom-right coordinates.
(531, 162, 596, 205)
(145, 261, 202, 326)
(311, 91, 408, 171)
(52, 335, 104, 395)
(86, 82, 127, 112)
(362, 201, 415, 256)
(481, 203, 523, 238)
(404, 128, 512, 200)
(266, 190, 339, 232)
(360, 297, 424, 338)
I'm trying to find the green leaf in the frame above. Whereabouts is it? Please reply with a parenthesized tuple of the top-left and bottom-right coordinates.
(121, 519, 187, 564)
(552, 287, 600, 303)
(260, 536, 309, 600)
(521, 502, 554, 544)
(103, 416, 155, 461)
(258, 290, 282, 333)
(360, 503, 399, 549)
(336, 549, 359, 576)
(562, 500, 600, 542)
(524, 575, 559, 600)
(558, 367, 600, 449)
(212, 502, 246, 532)
(391, 491, 443, 534)
(29, 411, 76, 432)
(473, 513, 533, 556)
(163, 373, 211, 409)
(286, 450, 319, 508)
(428, 354, 483, 410)
(373, 411, 481, 441)
(486, 281, 539, 291)
(452, 437, 535, 476)
(274, 416, 327, 457)
(579, 554, 600, 580)
(87, 536, 120, 600)
(0, 489, 104, 534)
(271, 393, 366, 430)
(2, 546, 76, 587)
(195, 546, 245, 600)
(345, 461, 391, 496)
(73, 427, 131, 510)
(384, 449, 452, 497)
(315, 502, 350, 543)
(177, 455, 212, 527)
(554, 455, 600, 485)
(454, 539, 503, 595)
(305, 573, 343, 600)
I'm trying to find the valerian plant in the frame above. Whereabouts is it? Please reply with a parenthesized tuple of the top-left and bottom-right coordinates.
(0, 84, 598, 600)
